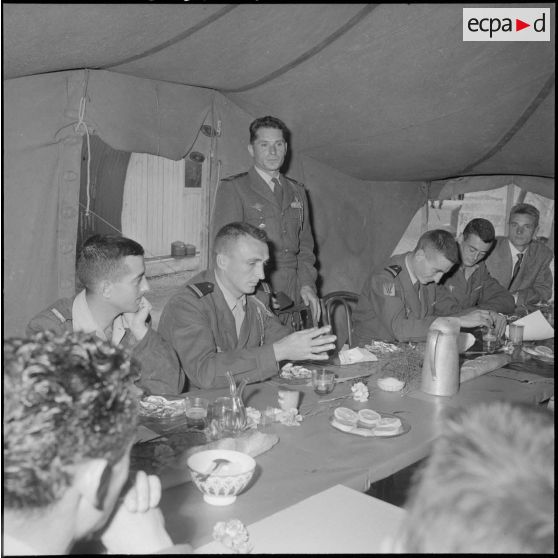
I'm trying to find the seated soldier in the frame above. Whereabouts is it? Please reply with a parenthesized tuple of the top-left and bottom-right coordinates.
(26, 234, 184, 395)
(3, 331, 191, 555)
(441, 218, 515, 314)
(158, 222, 336, 389)
(392, 401, 554, 553)
(352, 229, 498, 345)
(485, 203, 553, 310)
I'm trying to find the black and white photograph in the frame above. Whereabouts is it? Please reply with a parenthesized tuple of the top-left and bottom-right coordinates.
(2, 3, 554, 554)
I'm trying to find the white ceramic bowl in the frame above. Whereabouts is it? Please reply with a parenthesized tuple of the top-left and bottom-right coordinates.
(186, 449, 256, 506)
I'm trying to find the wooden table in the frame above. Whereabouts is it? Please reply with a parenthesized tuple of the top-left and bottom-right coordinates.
(158, 357, 553, 549)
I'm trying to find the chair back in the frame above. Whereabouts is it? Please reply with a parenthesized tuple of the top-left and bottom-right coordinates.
(322, 291, 359, 348)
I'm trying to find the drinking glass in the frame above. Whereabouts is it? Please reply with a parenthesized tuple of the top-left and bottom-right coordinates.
(482, 326, 498, 354)
(184, 396, 209, 429)
(508, 323, 525, 346)
(312, 369, 335, 395)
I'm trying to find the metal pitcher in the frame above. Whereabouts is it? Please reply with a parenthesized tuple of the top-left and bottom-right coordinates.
(420, 317, 461, 396)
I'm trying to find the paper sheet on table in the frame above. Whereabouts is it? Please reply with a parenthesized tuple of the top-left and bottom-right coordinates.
(505, 310, 554, 341)
(338, 347, 378, 365)
(194, 484, 405, 554)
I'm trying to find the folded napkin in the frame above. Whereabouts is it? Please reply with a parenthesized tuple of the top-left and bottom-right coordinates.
(338, 347, 378, 365)
(506, 310, 554, 341)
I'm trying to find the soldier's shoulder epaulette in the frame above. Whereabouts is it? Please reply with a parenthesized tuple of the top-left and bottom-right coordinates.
(284, 175, 305, 188)
(221, 172, 248, 182)
(384, 264, 402, 278)
(187, 282, 214, 298)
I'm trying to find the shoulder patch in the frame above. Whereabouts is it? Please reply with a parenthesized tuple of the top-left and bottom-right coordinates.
(382, 281, 396, 297)
(384, 264, 402, 278)
(187, 282, 214, 298)
(221, 172, 248, 182)
(284, 175, 305, 188)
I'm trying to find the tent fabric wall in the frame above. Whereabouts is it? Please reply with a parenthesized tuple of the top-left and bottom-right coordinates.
(3, 70, 214, 337)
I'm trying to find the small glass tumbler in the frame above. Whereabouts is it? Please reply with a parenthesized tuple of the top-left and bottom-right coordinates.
(312, 369, 335, 395)
(508, 323, 525, 347)
(184, 396, 209, 429)
(482, 326, 498, 354)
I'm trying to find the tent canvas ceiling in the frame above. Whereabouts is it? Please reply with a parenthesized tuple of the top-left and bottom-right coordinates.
(1, 3, 555, 338)
(3, 2, 555, 181)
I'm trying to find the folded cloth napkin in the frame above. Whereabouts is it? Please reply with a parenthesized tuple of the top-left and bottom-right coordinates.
(158, 431, 279, 489)
(338, 347, 378, 365)
(506, 310, 554, 341)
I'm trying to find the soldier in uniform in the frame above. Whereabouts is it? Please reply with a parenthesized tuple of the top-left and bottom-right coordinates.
(441, 218, 515, 319)
(210, 115, 320, 324)
(485, 203, 554, 310)
(26, 234, 184, 395)
(158, 222, 335, 389)
(351, 229, 496, 346)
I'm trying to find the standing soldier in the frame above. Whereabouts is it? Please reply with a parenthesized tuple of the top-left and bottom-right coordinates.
(211, 115, 321, 324)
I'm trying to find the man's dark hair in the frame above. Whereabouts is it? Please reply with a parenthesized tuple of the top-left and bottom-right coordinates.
(3, 331, 140, 510)
(509, 203, 540, 228)
(213, 222, 269, 256)
(249, 115, 289, 144)
(463, 218, 495, 244)
(415, 229, 459, 264)
(76, 234, 144, 291)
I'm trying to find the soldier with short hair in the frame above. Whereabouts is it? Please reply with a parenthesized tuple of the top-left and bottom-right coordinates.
(441, 218, 515, 316)
(158, 222, 335, 389)
(26, 234, 184, 395)
(352, 229, 496, 345)
(211, 115, 320, 324)
(485, 203, 553, 309)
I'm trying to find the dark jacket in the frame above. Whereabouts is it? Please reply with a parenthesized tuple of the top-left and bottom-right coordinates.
(352, 253, 462, 345)
(440, 261, 515, 314)
(26, 297, 185, 395)
(158, 269, 291, 389)
(211, 167, 317, 302)
(485, 237, 553, 306)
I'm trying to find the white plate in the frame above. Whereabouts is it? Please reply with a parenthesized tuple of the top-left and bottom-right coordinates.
(329, 412, 410, 438)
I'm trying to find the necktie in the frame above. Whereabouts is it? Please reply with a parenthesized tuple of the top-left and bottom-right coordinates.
(508, 252, 524, 288)
(272, 177, 283, 207)
(232, 299, 246, 337)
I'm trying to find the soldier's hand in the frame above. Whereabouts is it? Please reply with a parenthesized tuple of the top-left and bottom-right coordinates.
(457, 309, 493, 329)
(273, 325, 336, 363)
(300, 286, 321, 324)
(123, 296, 151, 341)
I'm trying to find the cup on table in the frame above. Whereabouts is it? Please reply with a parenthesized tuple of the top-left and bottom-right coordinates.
(312, 368, 335, 395)
(482, 326, 498, 354)
(508, 323, 525, 347)
(278, 389, 300, 411)
(184, 396, 209, 429)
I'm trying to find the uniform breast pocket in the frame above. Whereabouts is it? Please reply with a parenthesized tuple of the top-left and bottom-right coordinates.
(285, 206, 302, 231)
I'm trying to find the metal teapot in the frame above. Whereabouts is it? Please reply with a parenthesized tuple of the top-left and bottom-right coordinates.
(420, 317, 461, 396)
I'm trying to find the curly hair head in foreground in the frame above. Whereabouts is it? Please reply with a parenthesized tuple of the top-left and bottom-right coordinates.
(397, 401, 554, 554)
(3, 330, 140, 510)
